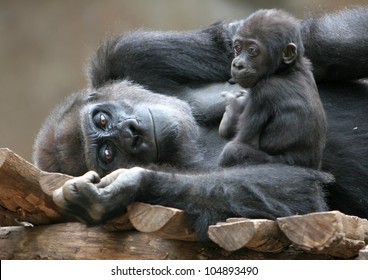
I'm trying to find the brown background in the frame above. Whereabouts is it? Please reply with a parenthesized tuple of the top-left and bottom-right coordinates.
(1, 0, 367, 163)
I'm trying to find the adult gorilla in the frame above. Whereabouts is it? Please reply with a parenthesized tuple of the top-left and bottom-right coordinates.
(34, 8, 368, 239)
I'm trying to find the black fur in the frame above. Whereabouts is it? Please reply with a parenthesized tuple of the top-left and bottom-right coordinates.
(219, 9, 326, 169)
(88, 22, 237, 93)
(301, 7, 368, 81)
(34, 7, 368, 240)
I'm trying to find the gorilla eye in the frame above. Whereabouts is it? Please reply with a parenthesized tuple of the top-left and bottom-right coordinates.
(234, 44, 242, 55)
(105, 146, 113, 161)
(99, 144, 114, 163)
(92, 111, 110, 130)
(247, 46, 259, 57)
(100, 113, 107, 127)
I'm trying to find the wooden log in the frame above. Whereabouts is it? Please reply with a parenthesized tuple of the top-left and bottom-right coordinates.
(39, 171, 73, 195)
(103, 212, 134, 231)
(127, 202, 197, 241)
(356, 245, 368, 260)
(0, 149, 193, 237)
(0, 148, 69, 226)
(0, 223, 333, 260)
(1, 148, 368, 259)
(208, 218, 290, 252)
(277, 211, 368, 258)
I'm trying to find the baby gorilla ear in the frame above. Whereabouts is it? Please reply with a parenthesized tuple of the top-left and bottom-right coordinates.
(282, 43, 297, 64)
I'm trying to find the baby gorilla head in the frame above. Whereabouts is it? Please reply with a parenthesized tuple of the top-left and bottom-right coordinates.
(33, 81, 201, 176)
(231, 9, 304, 88)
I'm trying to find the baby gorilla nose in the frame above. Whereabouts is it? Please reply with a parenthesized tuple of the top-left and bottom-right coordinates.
(232, 57, 246, 71)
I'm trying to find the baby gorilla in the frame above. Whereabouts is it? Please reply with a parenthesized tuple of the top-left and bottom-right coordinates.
(219, 9, 326, 169)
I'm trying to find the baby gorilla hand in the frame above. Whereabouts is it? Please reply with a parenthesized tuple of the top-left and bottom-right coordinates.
(219, 90, 248, 139)
(53, 167, 146, 223)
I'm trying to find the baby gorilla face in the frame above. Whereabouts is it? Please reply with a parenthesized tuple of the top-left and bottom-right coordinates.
(231, 9, 303, 88)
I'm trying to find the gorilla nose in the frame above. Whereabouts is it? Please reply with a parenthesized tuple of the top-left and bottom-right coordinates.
(117, 119, 148, 154)
(232, 58, 245, 71)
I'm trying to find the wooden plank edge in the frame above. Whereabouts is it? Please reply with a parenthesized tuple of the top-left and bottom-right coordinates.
(208, 219, 290, 252)
(277, 211, 368, 258)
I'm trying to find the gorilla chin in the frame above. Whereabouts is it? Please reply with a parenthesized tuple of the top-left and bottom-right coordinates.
(33, 81, 201, 176)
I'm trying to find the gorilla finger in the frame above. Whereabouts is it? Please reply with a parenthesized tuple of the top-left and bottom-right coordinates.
(82, 171, 101, 184)
(52, 187, 69, 209)
(236, 89, 248, 97)
(62, 181, 83, 202)
(96, 168, 127, 188)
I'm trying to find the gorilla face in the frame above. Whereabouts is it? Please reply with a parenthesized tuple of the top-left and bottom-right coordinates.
(33, 81, 201, 176)
(81, 97, 198, 175)
(82, 101, 159, 173)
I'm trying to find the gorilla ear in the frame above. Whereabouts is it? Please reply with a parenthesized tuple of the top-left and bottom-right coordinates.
(282, 43, 297, 64)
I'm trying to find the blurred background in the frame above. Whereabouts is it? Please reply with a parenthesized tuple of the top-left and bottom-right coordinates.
(1, 0, 367, 163)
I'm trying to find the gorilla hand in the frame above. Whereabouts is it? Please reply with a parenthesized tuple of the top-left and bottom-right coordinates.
(53, 167, 146, 223)
(219, 90, 248, 139)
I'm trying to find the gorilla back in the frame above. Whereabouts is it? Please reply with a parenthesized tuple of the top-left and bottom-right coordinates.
(34, 7, 368, 239)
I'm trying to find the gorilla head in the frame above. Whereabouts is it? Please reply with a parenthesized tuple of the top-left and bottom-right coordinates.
(33, 81, 201, 176)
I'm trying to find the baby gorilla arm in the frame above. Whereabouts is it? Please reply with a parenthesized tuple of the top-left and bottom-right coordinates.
(54, 165, 332, 240)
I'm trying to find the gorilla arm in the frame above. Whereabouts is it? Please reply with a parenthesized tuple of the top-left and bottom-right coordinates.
(301, 7, 368, 82)
(88, 7, 368, 94)
(53, 165, 332, 240)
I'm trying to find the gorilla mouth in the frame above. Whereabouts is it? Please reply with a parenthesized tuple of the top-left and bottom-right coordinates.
(233, 75, 258, 88)
(147, 107, 160, 161)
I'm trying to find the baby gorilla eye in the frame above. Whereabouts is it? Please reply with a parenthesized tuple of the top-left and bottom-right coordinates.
(234, 44, 242, 55)
(247, 46, 259, 57)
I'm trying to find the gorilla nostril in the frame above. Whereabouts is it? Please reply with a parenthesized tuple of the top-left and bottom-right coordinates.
(118, 119, 140, 137)
(129, 123, 139, 136)
(233, 61, 244, 70)
(132, 135, 143, 151)
(117, 118, 148, 153)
